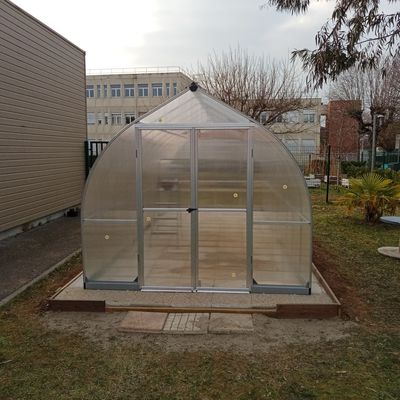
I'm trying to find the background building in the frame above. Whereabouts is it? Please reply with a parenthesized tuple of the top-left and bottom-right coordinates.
(86, 68, 192, 140)
(0, 0, 86, 237)
(261, 98, 326, 153)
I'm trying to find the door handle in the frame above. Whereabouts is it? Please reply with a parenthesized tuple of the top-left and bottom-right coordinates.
(186, 207, 198, 213)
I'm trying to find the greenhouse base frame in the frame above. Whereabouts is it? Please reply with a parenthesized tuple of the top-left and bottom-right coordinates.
(48, 265, 340, 319)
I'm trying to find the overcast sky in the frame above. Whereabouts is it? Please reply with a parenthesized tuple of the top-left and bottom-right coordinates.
(11, 0, 337, 73)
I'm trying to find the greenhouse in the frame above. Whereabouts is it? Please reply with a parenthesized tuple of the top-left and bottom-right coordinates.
(82, 83, 312, 294)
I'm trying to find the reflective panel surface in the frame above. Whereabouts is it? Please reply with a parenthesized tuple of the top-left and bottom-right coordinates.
(198, 212, 247, 288)
(141, 130, 190, 208)
(198, 130, 247, 208)
(253, 222, 311, 286)
(83, 130, 136, 220)
(143, 211, 191, 287)
(252, 128, 310, 221)
(83, 221, 138, 282)
(140, 90, 251, 124)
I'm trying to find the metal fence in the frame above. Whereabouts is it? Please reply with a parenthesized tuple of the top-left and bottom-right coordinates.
(84, 141, 400, 179)
(84, 140, 109, 177)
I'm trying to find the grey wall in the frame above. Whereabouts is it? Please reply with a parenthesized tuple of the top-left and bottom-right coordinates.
(0, 0, 87, 233)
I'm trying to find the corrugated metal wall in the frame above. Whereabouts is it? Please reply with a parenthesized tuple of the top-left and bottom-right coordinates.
(0, 0, 87, 233)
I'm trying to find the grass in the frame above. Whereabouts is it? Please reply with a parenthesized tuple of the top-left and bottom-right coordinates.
(1, 187, 400, 399)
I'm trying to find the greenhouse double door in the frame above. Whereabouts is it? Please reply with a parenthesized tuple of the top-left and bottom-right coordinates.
(139, 128, 250, 291)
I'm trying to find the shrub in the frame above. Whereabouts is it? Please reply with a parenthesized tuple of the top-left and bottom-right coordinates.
(341, 161, 368, 178)
(338, 172, 400, 223)
(375, 168, 400, 183)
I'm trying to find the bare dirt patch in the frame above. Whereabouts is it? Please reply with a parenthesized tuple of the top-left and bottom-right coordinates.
(313, 240, 369, 322)
(42, 310, 356, 354)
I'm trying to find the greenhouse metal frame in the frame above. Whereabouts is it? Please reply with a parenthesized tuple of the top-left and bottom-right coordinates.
(82, 84, 312, 294)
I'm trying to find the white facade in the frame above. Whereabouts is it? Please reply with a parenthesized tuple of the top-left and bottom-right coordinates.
(86, 68, 192, 140)
(261, 99, 326, 153)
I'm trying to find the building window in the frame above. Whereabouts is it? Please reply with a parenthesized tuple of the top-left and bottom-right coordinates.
(111, 113, 122, 125)
(166, 83, 170, 97)
(111, 84, 121, 97)
(260, 111, 268, 125)
(275, 114, 284, 123)
(104, 114, 109, 125)
(125, 113, 135, 124)
(301, 139, 316, 152)
(104, 84, 108, 98)
(124, 84, 135, 97)
(96, 85, 101, 97)
(283, 111, 299, 123)
(87, 112, 95, 124)
(303, 110, 316, 123)
(86, 85, 94, 98)
(97, 114, 103, 125)
(173, 82, 177, 96)
(152, 83, 162, 97)
(138, 84, 148, 97)
(285, 139, 299, 152)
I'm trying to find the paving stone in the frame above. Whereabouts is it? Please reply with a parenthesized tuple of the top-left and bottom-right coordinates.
(118, 311, 167, 333)
(163, 313, 209, 334)
(208, 313, 254, 334)
(211, 293, 252, 308)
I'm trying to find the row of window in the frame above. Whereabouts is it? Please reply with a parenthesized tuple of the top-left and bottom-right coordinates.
(283, 138, 316, 151)
(86, 82, 178, 98)
(87, 112, 137, 126)
(260, 110, 316, 124)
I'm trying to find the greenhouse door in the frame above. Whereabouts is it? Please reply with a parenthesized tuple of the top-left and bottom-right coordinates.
(196, 129, 249, 290)
(139, 128, 249, 291)
(140, 129, 193, 289)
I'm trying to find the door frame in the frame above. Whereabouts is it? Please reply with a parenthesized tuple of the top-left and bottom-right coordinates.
(135, 125, 253, 292)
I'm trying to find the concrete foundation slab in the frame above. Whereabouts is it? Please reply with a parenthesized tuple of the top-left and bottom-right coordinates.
(118, 311, 167, 333)
(49, 265, 341, 319)
(208, 313, 254, 333)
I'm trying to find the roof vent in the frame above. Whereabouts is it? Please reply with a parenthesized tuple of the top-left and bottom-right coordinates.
(189, 82, 198, 92)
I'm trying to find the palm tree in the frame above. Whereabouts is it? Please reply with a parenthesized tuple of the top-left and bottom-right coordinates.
(339, 173, 400, 223)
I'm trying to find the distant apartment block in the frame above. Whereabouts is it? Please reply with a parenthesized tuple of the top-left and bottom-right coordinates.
(86, 68, 192, 140)
(0, 0, 86, 237)
(260, 98, 326, 153)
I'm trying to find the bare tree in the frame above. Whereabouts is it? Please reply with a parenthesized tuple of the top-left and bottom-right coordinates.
(197, 46, 311, 126)
(330, 54, 400, 149)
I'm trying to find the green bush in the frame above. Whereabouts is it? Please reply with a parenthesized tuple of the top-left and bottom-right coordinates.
(341, 161, 368, 177)
(375, 168, 400, 183)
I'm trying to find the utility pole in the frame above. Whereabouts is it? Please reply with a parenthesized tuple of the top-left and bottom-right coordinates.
(371, 114, 384, 171)
(371, 113, 377, 171)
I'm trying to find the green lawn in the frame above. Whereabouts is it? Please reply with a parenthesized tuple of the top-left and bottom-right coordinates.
(1, 186, 399, 399)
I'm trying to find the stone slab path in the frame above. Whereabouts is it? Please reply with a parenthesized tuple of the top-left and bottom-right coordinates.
(118, 311, 255, 334)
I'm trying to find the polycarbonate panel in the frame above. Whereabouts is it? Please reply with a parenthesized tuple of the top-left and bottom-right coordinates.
(143, 211, 191, 287)
(253, 222, 311, 286)
(83, 128, 136, 219)
(252, 127, 311, 221)
(198, 212, 247, 288)
(83, 221, 138, 282)
(141, 130, 190, 208)
(198, 130, 247, 208)
(140, 89, 251, 124)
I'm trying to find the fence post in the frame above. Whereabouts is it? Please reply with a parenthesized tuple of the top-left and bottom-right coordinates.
(326, 145, 331, 204)
(84, 140, 90, 178)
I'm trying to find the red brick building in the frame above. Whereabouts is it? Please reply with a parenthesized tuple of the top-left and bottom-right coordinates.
(325, 100, 361, 154)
